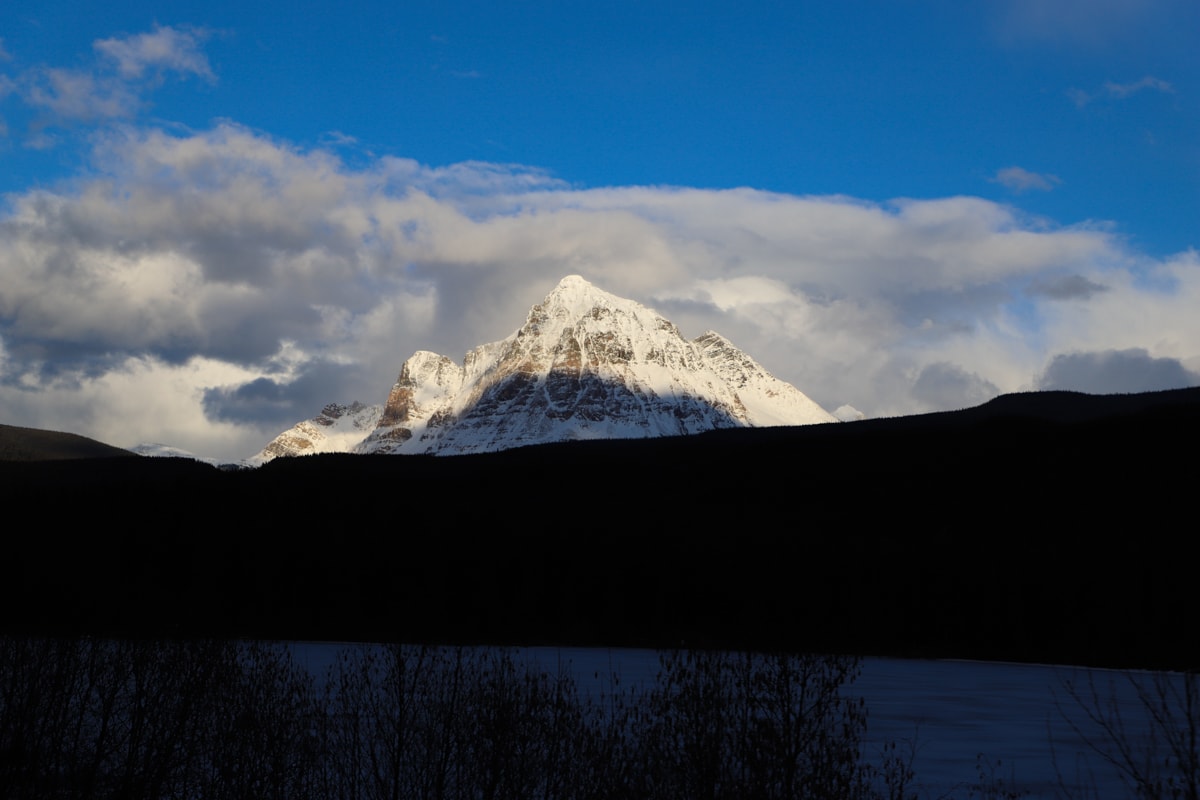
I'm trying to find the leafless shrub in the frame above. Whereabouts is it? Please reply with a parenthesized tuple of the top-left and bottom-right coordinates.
(1055, 669, 1198, 800)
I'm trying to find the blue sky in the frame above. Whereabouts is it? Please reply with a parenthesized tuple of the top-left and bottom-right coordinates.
(1, 0, 1197, 459)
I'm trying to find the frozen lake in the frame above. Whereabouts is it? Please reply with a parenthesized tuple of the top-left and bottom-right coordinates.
(520, 649, 1156, 797)
(295, 644, 1193, 798)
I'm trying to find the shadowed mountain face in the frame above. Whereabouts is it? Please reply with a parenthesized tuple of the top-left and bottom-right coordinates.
(0, 424, 136, 461)
(363, 366, 750, 455)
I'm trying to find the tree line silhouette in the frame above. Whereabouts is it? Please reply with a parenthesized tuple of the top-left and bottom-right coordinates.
(0, 638, 980, 800)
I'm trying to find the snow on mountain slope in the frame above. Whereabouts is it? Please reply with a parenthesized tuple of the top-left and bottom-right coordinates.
(249, 402, 382, 465)
(128, 442, 224, 465)
(354, 275, 836, 456)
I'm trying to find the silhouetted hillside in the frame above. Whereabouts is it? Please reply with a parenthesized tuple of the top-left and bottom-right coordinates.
(0, 423, 138, 461)
(3, 387, 1197, 669)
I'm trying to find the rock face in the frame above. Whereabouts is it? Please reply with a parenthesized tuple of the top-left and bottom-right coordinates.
(249, 402, 383, 464)
(354, 275, 836, 455)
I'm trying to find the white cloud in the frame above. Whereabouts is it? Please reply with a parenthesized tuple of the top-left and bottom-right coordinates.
(1069, 75, 1175, 108)
(320, 130, 359, 147)
(11, 25, 213, 131)
(93, 25, 214, 82)
(0, 123, 1195, 459)
(1099, 74, 1176, 100)
(833, 405, 865, 422)
(23, 67, 139, 121)
(1103, 75, 1174, 98)
(992, 166, 1061, 193)
(0, 351, 268, 457)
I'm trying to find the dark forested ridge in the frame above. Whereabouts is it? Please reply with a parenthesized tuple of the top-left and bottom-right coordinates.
(0, 423, 138, 461)
(4, 387, 1198, 669)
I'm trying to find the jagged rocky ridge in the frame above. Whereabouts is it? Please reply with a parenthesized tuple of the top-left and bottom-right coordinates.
(253, 275, 835, 461)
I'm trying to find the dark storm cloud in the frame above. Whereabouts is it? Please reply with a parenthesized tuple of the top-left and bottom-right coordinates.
(203, 360, 367, 426)
(1026, 274, 1109, 301)
(911, 362, 1000, 410)
(1036, 349, 1199, 394)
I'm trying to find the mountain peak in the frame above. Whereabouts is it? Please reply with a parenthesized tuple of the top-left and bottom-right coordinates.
(553, 273, 593, 291)
(534, 274, 625, 316)
(252, 276, 837, 461)
(356, 276, 835, 455)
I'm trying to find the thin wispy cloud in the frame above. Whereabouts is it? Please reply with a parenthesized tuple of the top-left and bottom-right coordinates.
(23, 68, 139, 121)
(10, 25, 214, 131)
(994, 0, 1177, 46)
(1066, 88, 1092, 109)
(93, 25, 214, 82)
(1069, 75, 1174, 108)
(1104, 75, 1173, 98)
(992, 166, 1061, 193)
(320, 130, 359, 147)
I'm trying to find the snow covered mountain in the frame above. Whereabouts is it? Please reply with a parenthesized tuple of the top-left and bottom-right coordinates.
(128, 442, 225, 465)
(249, 402, 383, 465)
(250, 275, 836, 462)
(355, 275, 835, 455)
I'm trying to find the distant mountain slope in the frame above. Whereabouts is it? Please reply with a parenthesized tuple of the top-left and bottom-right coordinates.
(0, 423, 137, 461)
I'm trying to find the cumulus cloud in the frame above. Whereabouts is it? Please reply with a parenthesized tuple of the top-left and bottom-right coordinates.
(1036, 348, 1199, 394)
(833, 405, 865, 422)
(1, 122, 1196, 459)
(992, 166, 1061, 193)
